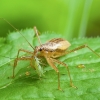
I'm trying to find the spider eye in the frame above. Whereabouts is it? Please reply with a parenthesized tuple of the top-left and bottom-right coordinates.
(40, 48, 42, 51)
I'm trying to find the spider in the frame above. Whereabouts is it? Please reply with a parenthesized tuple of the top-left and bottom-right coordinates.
(1, 18, 100, 90)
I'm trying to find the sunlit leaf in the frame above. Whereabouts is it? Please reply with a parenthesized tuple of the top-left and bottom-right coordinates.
(0, 29, 100, 100)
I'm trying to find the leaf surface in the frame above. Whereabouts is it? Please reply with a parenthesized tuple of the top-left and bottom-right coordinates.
(0, 29, 100, 100)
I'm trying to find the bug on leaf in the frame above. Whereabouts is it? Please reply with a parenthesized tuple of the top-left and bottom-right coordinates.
(1, 18, 100, 91)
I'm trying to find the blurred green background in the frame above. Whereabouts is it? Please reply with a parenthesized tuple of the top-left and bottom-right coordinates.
(0, 0, 100, 39)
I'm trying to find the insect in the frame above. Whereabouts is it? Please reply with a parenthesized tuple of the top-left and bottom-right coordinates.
(0, 18, 100, 91)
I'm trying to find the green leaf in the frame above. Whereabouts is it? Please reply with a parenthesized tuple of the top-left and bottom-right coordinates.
(0, 29, 100, 100)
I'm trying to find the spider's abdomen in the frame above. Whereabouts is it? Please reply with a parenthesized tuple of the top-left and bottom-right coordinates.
(34, 38, 71, 58)
(39, 38, 71, 52)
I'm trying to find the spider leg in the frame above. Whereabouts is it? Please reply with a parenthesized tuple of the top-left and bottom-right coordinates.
(13, 49, 33, 78)
(50, 58, 77, 89)
(33, 26, 42, 45)
(65, 45, 100, 57)
(45, 57, 62, 91)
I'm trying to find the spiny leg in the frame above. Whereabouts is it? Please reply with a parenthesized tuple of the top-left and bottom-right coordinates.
(50, 58, 77, 88)
(65, 44, 100, 57)
(13, 56, 32, 78)
(45, 57, 62, 91)
(34, 26, 42, 45)
(16, 49, 33, 58)
(14, 49, 33, 66)
(13, 49, 33, 78)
